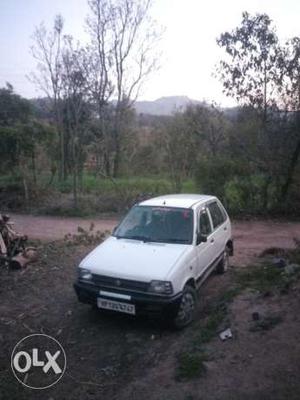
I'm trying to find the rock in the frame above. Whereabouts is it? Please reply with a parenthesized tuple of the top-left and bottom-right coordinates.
(284, 263, 300, 275)
(252, 312, 260, 321)
(272, 257, 287, 268)
(219, 328, 233, 341)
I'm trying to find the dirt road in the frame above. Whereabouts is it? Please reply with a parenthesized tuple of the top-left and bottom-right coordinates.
(10, 213, 300, 265)
(1, 239, 300, 400)
(1, 216, 300, 399)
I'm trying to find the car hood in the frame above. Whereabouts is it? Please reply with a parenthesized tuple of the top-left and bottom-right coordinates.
(80, 236, 190, 282)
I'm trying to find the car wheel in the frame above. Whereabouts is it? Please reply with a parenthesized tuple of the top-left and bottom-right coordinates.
(173, 285, 197, 329)
(216, 246, 230, 274)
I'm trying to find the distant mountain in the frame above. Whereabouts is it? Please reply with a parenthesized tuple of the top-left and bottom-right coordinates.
(30, 95, 237, 118)
(134, 96, 203, 116)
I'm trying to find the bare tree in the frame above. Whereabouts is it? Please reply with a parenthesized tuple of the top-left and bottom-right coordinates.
(86, 0, 115, 175)
(86, 0, 161, 177)
(29, 15, 66, 180)
(60, 37, 90, 208)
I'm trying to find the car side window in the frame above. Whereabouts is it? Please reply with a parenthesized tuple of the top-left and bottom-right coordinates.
(199, 210, 212, 236)
(208, 202, 226, 229)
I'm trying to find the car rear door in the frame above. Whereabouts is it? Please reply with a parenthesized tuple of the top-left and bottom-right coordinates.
(207, 201, 228, 258)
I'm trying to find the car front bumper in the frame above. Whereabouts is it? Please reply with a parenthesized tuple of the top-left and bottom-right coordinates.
(74, 280, 182, 318)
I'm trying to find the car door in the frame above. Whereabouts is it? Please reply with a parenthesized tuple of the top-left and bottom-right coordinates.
(207, 201, 228, 258)
(195, 205, 216, 280)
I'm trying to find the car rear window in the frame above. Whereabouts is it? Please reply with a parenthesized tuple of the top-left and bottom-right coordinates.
(208, 202, 226, 229)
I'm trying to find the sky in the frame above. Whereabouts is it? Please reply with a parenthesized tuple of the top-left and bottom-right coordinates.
(1, 0, 300, 106)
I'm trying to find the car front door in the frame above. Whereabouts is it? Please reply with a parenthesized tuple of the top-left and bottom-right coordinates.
(195, 206, 216, 280)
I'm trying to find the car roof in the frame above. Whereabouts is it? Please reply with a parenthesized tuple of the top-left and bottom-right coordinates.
(139, 194, 216, 209)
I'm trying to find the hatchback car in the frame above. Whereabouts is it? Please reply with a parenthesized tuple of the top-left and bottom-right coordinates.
(74, 194, 233, 328)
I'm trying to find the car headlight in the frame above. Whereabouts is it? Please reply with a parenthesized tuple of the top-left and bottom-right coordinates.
(148, 280, 173, 295)
(78, 268, 92, 280)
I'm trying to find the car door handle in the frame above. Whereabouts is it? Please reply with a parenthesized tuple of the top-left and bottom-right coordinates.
(224, 226, 227, 231)
(210, 238, 214, 243)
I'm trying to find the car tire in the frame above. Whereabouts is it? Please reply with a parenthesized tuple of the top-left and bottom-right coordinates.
(172, 285, 197, 329)
(216, 246, 230, 274)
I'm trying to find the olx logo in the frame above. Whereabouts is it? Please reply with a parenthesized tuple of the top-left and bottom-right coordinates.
(11, 334, 66, 389)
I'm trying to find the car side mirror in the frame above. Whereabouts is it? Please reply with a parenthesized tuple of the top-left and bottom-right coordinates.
(196, 232, 207, 245)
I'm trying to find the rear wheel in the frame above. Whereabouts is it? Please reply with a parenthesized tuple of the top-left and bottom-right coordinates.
(216, 246, 230, 274)
(173, 285, 197, 329)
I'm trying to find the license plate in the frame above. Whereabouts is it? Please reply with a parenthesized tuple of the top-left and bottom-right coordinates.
(97, 298, 136, 315)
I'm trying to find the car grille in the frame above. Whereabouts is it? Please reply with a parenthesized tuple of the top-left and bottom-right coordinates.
(91, 274, 149, 293)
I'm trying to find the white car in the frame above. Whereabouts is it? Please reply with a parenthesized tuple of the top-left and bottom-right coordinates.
(74, 194, 233, 328)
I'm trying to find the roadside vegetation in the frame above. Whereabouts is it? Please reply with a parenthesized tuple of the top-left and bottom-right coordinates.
(1, 8, 300, 218)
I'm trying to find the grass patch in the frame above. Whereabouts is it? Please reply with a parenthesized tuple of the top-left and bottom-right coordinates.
(52, 175, 174, 195)
(219, 286, 242, 302)
(235, 256, 300, 295)
(289, 246, 300, 265)
(195, 286, 241, 345)
(249, 315, 283, 332)
(234, 264, 284, 293)
(176, 286, 241, 381)
(176, 351, 208, 381)
(197, 307, 226, 344)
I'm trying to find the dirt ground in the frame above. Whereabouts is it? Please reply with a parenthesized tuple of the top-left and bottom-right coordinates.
(9, 213, 300, 265)
(0, 215, 300, 400)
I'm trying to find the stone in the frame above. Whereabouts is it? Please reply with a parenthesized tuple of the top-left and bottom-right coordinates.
(272, 257, 287, 268)
(284, 263, 300, 275)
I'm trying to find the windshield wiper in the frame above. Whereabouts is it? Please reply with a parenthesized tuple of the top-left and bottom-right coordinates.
(155, 238, 190, 243)
(116, 235, 151, 242)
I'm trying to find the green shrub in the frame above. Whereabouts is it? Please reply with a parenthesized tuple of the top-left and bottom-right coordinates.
(194, 157, 241, 199)
(176, 352, 208, 380)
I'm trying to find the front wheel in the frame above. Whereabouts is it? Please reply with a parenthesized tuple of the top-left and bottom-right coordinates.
(173, 285, 197, 329)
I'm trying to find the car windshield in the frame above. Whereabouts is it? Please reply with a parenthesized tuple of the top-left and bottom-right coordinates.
(114, 205, 194, 244)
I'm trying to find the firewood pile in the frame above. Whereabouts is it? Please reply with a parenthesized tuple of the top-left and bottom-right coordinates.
(0, 214, 37, 269)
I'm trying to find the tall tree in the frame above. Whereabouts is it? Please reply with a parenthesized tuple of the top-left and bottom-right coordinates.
(60, 37, 91, 207)
(0, 84, 54, 200)
(217, 12, 279, 121)
(30, 15, 66, 180)
(86, 0, 114, 176)
(86, 0, 161, 177)
(216, 12, 281, 208)
(277, 38, 300, 200)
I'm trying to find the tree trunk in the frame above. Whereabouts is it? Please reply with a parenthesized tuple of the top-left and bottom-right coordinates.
(262, 175, 271, 210)
(280, 136, 300, 202)
(54, 97, 65, 182)
(104, 151, 111, 176)
(23, 177, 29, 202)
(112, 142, 120, 178)
(31, 150, 37, 185)
(280, 106, 300, 202)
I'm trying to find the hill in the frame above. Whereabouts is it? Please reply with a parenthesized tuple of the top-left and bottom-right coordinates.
(134, 95, 203, 115)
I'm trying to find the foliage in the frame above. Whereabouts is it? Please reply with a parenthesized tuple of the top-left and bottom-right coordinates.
(195, 156, 240, 199)
(64, 224, 107, 245)
(217, 11, 279, 112)
(175, 352, 208, 381)
(0, 84, 55, 200)
(3, 9, 300, 216)
(217, 12, 300, 207)
(249, 315, 283, 332)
